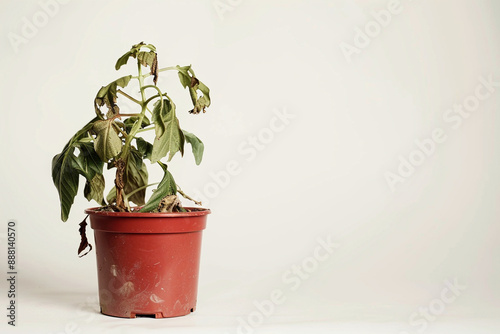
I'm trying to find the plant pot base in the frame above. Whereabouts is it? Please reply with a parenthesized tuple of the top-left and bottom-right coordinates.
(99, 307, 195, 319)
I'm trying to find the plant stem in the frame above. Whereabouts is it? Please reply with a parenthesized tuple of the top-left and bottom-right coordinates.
(144, 93, 166, 107)
(123, 182, 160, 203)
(136, 126, 155, 133)
(114, 159, 126, 210)
(142, 85, 164, 114)
(112, 123, 129, 138)
(120, 62, 148, 159)
(158, 66, 178, 73)
(110, 113, 142, 120)
(117, 89, 141, 104)
(115, 62, 150, 211)
(133, 66, 178, 79)
(117, 113, 142, 117)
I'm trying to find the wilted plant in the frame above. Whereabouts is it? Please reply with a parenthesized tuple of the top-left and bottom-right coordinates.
(52, 42, 210, 222)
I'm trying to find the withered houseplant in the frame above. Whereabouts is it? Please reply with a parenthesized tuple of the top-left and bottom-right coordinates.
(52, 42, 211, 318)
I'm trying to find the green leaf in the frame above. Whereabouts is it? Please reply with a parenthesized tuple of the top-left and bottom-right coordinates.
(72, 142, 104, 179)
(182, 130, 204, 165)
(139, 163, 177, 213)
(124, 148, 149, 206)
(151, 98, 172, 137)
(94, 75, 132, 117)
(52, 151, 79, 222)
(115, 51, 132, 71)
(84, 173, 105, 205)
(52, 118, 98, 221)
(136, 137, 153, 160)
(93, 120, 122, 162)
(71, 141, 105, 205)
(150, 102, 185, 163)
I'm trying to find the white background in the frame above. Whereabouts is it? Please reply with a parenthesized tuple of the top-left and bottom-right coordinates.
(1, 0, 499, 333)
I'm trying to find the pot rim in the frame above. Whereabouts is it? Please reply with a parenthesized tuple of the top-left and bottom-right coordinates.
(85, 206, 211, 218)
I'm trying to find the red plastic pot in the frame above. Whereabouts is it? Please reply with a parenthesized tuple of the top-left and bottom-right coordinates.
(85, 207, 210, 318)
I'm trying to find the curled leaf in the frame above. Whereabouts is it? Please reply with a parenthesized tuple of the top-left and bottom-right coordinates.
(94, 75, 132, 117)
(115, 42, 156, 70)
(78, 216, 92, 257)
(189, 80, 211, 114)
(158, 195, 181, 213)
(175, 65, 211, 114)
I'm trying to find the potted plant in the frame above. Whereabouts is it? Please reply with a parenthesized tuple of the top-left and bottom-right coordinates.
(51, 42, 211, 318)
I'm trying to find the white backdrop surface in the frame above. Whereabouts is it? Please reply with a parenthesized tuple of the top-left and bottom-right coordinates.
(0, 0, 499, 333)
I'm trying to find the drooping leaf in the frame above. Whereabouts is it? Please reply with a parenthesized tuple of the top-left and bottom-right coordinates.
(115, 51, 133, 71)
(52, 118, 98, 221)
(93, 120, 122, 162)
(124, 148, 149, 206)
(150, 118, 184, 163)
(189, 78, 211, 114)
(84, 173, 105, 205)
(137, 50, 158, 85)
(175, 65, 211, 114)
(139, 162, 177, 213)
(182, 130, 204, 165)
(151, 54, 158, 85)
(188, 76, 199, 102)
(150, 102, 185, 163)
(151, 98, 172, 137)
(72, 142, 104, 179)
(136, 137, 153, 160)
(136, 51, 156, 68)
(78, 216, 92, 257)
(71, 141, 105, 205)
(176, 65, 192, 88)
(52, 151, 79, 222)
(94, 75, 132, 117)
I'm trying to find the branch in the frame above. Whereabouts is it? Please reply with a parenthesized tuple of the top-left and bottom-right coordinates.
(117, 89, 141, 105)
(176, 185, 202, 206)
